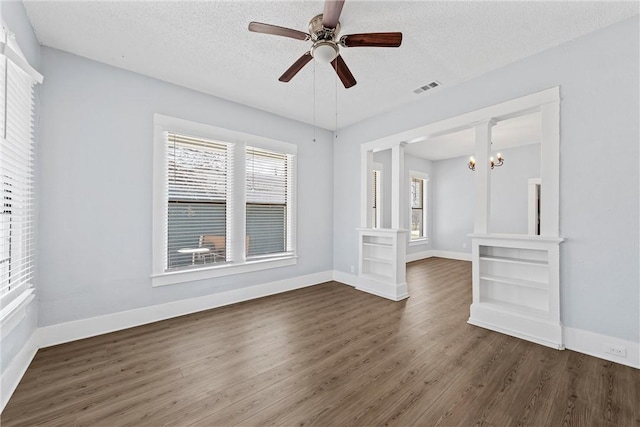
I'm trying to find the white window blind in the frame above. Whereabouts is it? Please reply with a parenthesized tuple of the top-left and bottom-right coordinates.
(165, 133, 231, 270)
(1, 28, 40, 319)
(246, 146, 293, 258)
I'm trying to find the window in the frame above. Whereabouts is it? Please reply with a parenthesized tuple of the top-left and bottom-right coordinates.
(152, 115, 297, 286)
(246, 147, 294, 258)
(371, 166, 382, 229)
(1, 26, 42, 328)
(410, 174, 428, 241)
(166, 133, 230, 269)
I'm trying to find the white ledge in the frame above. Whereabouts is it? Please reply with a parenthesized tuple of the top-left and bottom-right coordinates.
(468, 233, 564, 243)
(151, 256, 298, 287)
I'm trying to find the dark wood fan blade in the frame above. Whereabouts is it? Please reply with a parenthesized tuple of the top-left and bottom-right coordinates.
(341, 32, 403, 48)
(322, 0, 345, 29)
(248, 22, 310, 41)
(330, 55, 356, 88)
(279, 52, 313, 82)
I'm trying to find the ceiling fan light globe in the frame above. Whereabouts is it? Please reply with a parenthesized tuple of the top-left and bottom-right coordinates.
(312, 42, 338, 63)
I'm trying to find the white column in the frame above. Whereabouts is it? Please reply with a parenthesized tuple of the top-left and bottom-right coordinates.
(361, 148, 373, 228)
(473, 119, 496, 234)
(540, 101, 560, 237)
(391, 143, 406, 230)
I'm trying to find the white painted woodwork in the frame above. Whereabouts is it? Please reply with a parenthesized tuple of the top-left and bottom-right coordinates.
(473, 120, 495, 234)
(468, 234, 564, 349)
(539, 101, 560, 236)
(391, 144, 406, 230)
(361, 149, 373, 228)
(357, 228, 408, 301)
(528, 178, 541, 235)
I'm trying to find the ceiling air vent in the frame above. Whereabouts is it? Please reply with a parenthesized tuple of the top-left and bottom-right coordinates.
(413, 80, 441, 94)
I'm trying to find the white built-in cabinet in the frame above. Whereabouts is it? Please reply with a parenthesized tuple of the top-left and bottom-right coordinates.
(357, 228, 408, 301)
(468, 234, 563, 349)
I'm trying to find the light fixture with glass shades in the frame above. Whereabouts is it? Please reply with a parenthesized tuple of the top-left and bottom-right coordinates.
(467, 153, 504, 171)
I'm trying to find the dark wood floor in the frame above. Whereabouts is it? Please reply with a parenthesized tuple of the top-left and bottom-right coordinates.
(2, 258, 639, 426)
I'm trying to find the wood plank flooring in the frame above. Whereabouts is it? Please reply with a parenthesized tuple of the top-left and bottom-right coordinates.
(2, 257, 639, 426)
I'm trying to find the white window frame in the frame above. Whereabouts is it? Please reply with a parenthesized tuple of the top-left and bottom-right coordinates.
(409, 171, 429, 245)
(152, 114, 297, 287)
(0, 24, 42, 337)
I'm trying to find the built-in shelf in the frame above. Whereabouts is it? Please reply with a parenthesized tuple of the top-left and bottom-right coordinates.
(357, 228, 408, 301)
(469, 235, 563, 349)
(480, 274, 547, 290)
(479, 299, 549, 319)
(479, 255, 548, 267)
(362, 242, 392, 248)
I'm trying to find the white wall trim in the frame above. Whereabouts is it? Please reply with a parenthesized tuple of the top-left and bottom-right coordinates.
(39, 270, 332, 348)
(356, 277, 409, 301)
(406, 250, 434, 263)
(1, 330, 38, 412)
(564, 327, 640, 369)
(0, 289, 35, 340)
(432, 250, 472, 261)
(332, 270, 358, 287)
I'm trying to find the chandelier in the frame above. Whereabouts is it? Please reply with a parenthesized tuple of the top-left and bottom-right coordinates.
(467, 153, 504, 171)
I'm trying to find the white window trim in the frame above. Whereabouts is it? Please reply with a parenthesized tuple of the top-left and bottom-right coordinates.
(0, 24, 41, 336)
(409, 170, 429, 244)
(152, 114, 297, 287)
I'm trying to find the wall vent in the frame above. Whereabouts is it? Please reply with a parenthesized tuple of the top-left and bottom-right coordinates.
(413, 80, 441, 94)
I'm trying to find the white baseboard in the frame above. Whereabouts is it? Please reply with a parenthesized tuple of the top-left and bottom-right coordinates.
(431, 250, 472, 261)
(564, 327, 639, 369)
(356, 275, 409, 302)
(469, 303, 563, 350)
(406, 250, 434, 263)
(405, 250, 471, 263)
(39, 270, 333, 348)
(1, 330, 38, 412)
(332, 270, 358, 287)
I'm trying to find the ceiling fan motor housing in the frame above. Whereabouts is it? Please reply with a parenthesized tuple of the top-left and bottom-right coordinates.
(309, 14, 340, 41)
(309, 14, 340, 63)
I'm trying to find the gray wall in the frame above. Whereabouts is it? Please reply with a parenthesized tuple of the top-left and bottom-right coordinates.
(489, 144, 541, 234)
(430, 143, 541, 253)
(432, 155, 474, 253)
(37, 47, 334, 327)
(334, 17, 639, 343)
(1, 0, 41, 377)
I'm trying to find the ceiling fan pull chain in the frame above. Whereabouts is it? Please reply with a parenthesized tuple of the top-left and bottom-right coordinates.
(313, 60, 317, 143)
(335, 59, 338, 137)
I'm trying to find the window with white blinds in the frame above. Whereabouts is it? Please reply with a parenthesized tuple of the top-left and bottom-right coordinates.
(410, 175, 428, 241)
(166, 133, 231, 270)
(1, 28, 41, 322)
(246, 147, 293, 258)
(153, 115, 297, 285)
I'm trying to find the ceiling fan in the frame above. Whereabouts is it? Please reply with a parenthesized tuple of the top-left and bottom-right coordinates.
(248, 0, 402, 89)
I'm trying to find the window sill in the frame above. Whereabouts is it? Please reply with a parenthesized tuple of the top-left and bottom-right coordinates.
(409, 238, 430, 246)
(151, 255, 298, 287)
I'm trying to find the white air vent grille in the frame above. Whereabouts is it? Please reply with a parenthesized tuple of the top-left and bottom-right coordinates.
(413, 80, 441, 94)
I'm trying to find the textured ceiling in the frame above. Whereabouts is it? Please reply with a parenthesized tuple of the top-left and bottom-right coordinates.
(22, 1, 639, 130)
